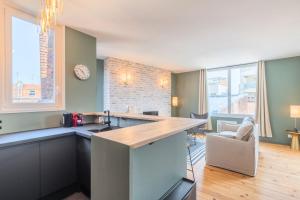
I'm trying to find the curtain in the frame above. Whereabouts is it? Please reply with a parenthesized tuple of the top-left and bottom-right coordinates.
(199, 68, 212, 130)
(255, 61, 272, 137)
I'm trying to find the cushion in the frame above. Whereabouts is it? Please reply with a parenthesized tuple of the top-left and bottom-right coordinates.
(242, 117, 255, 125)
(237, 122, 253, 141)
(219, 131, 237, 139)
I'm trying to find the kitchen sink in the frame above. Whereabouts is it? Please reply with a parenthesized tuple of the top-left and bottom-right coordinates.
(88, 126, 121, 133)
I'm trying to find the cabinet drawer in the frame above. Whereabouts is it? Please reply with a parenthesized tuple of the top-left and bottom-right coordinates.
(0, 143, 39, 200)
(40, 135, 77, 197)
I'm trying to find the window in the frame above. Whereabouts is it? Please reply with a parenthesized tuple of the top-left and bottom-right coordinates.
(207, 63, 257, 116)
(0, 5, 65, 113)
(207, 69, 229, 114)
(12, 16, 55, 104)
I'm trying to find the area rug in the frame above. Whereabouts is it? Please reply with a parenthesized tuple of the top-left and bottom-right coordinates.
(186, 138, 206, 165)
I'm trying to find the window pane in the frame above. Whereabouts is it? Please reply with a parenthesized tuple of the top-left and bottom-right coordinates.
(230, 65, 257, 115)
(12, 16, 55, 104)
(207, 70, 229, 114)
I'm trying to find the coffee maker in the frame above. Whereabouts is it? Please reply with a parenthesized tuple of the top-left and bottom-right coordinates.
(62, 113, 72, 127)
(62, 113, 84, 127)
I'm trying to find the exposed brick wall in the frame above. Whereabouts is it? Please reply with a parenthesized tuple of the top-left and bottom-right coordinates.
(39, 32, 54, 101)
(104, 57, 171, 116)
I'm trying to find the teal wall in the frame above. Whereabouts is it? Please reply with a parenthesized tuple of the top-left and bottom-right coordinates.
(262, 56, 300, 144)
(65, 27, 97, 112)
(174, 56, 300, 145)
(175, 71, 200, 117)
(0, 27, 98, 134)
(96, 59, 104, 111)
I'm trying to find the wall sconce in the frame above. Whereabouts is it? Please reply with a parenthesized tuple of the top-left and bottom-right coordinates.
(121, 72, 131, 85)
(172, 96, 178, 107)
(160, 79, 168, 88)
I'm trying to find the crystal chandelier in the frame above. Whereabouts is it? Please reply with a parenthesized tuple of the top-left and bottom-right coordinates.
(40, 0, 63, 33)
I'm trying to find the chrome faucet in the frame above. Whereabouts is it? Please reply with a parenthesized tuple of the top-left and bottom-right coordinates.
(103, 110, 111, 127)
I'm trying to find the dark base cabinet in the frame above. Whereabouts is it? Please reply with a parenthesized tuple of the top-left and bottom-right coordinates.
(77, 136, 91, 196)
(0, 134, 91, 199)
(40, 135, 77, 197)
(40, 183, 80, 200)
(0, 143, 40, 200)
(160, 178, 196, 200)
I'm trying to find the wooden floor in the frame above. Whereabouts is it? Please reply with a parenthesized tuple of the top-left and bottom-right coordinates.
(188, 142, 300, 200)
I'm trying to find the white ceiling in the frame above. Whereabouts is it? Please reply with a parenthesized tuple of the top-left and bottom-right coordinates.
(7, 0, 300, 72)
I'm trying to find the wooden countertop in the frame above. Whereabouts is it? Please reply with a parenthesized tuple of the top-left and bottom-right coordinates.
(86, 112, 207, 148)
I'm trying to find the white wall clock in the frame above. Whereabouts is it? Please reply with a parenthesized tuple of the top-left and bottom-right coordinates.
(74, 64, 90, 80)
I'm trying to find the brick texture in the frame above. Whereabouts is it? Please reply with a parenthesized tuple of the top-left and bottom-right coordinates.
(40, 32, 55, 101)
(104, 57, 171, 116)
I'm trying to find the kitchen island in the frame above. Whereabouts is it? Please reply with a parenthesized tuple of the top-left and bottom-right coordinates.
(86, 112, 206, 200)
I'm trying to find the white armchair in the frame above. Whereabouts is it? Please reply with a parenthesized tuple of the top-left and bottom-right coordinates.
(206, 119, 259, 176)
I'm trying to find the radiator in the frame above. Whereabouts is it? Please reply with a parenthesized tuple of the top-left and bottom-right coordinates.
(217, 120, 238, 132)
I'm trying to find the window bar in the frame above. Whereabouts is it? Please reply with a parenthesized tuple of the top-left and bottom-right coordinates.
(228, 69, 231, 114)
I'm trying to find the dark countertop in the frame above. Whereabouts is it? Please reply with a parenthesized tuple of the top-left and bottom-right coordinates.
(71, 124, 110, 138)
(0, 124, 108, 148)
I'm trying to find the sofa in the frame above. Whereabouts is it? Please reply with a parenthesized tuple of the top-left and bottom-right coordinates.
(205, 117, 259, 176)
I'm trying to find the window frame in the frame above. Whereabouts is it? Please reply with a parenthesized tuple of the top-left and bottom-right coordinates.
(207, 63, 258, 117)
(0, 4, 65, 113)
